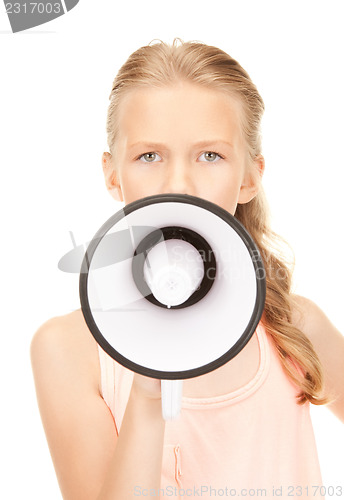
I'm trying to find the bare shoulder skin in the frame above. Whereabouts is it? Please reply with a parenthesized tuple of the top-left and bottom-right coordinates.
(30, 309, 118, 499)
(290, 294, 344, 422)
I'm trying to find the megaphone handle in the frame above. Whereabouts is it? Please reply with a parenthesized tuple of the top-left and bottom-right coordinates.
(161, 379, 183, 420)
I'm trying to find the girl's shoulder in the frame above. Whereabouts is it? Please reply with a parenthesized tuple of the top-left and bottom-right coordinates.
(30, 309, 101, 395)
(290, 294, 321, 332)
(290, 294, 338, 343)
(290, 293, 343, 359)
(30, 311, 119, 498)
(290, 294, 344, 421)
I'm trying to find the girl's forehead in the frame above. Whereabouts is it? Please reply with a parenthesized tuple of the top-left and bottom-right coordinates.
(119, 82, 242, 113)
(116, 83, 245, 148)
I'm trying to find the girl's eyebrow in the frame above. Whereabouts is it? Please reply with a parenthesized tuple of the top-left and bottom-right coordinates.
(193, 140, 234, 150)
(127, 140, 234, 151)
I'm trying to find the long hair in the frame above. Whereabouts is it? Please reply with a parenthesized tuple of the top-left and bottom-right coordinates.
(106, 38, 328, 405)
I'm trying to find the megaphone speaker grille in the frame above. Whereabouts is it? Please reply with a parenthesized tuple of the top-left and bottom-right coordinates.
(132, 226, 217, 309)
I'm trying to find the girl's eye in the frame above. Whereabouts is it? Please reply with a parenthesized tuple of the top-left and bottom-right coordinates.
(137, 151, 223, 163)
(199, 151, 224, 162)
(138, 152, 162, 163)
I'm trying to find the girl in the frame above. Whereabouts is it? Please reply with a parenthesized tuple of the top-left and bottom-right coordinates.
(31, 39, 344, 500)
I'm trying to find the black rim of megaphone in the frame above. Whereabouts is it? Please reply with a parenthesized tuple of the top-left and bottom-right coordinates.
(79, 193, 266, 380)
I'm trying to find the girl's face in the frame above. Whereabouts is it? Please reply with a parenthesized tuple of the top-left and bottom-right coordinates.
(103, 82, 264, 215)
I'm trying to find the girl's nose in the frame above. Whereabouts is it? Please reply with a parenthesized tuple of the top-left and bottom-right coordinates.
(161, 162, 194, 195)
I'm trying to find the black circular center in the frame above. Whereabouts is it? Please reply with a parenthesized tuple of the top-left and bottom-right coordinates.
(131, 226, 217, 309)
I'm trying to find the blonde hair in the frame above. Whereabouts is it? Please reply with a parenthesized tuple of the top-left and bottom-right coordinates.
(106, 38, 328, 405)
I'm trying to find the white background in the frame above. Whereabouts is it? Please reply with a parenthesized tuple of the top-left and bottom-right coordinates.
(1, 0, 343, 498)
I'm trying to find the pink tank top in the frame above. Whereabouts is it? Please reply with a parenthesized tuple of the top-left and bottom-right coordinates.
(97, 323, 323, 498)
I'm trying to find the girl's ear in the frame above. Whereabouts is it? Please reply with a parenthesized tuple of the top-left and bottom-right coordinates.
(238, 155, 265, 204)
(102, 152, 124, 202)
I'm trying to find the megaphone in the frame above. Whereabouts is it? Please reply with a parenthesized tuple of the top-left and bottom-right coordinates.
(79, 194, 266, 420)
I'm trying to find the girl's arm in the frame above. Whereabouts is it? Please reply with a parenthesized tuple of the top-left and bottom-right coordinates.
(30, 313, 165, 500)
(97, 384, 165, 499)
(291, 295, 344, 422)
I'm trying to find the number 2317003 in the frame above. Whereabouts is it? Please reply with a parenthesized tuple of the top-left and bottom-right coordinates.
(5, 3, 62, 14)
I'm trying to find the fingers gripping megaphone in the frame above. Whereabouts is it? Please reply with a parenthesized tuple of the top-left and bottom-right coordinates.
(79, 194, 266, 420)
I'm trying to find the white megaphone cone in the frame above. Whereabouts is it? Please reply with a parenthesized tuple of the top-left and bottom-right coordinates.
(79, 194, 266, 421)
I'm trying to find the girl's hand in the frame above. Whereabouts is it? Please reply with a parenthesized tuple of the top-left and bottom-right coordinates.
(131, 372, 162, 401)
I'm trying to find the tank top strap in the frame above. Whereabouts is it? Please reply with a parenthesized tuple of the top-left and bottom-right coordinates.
(97, 345, 117, 429)
(97, 344, 134, 435)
